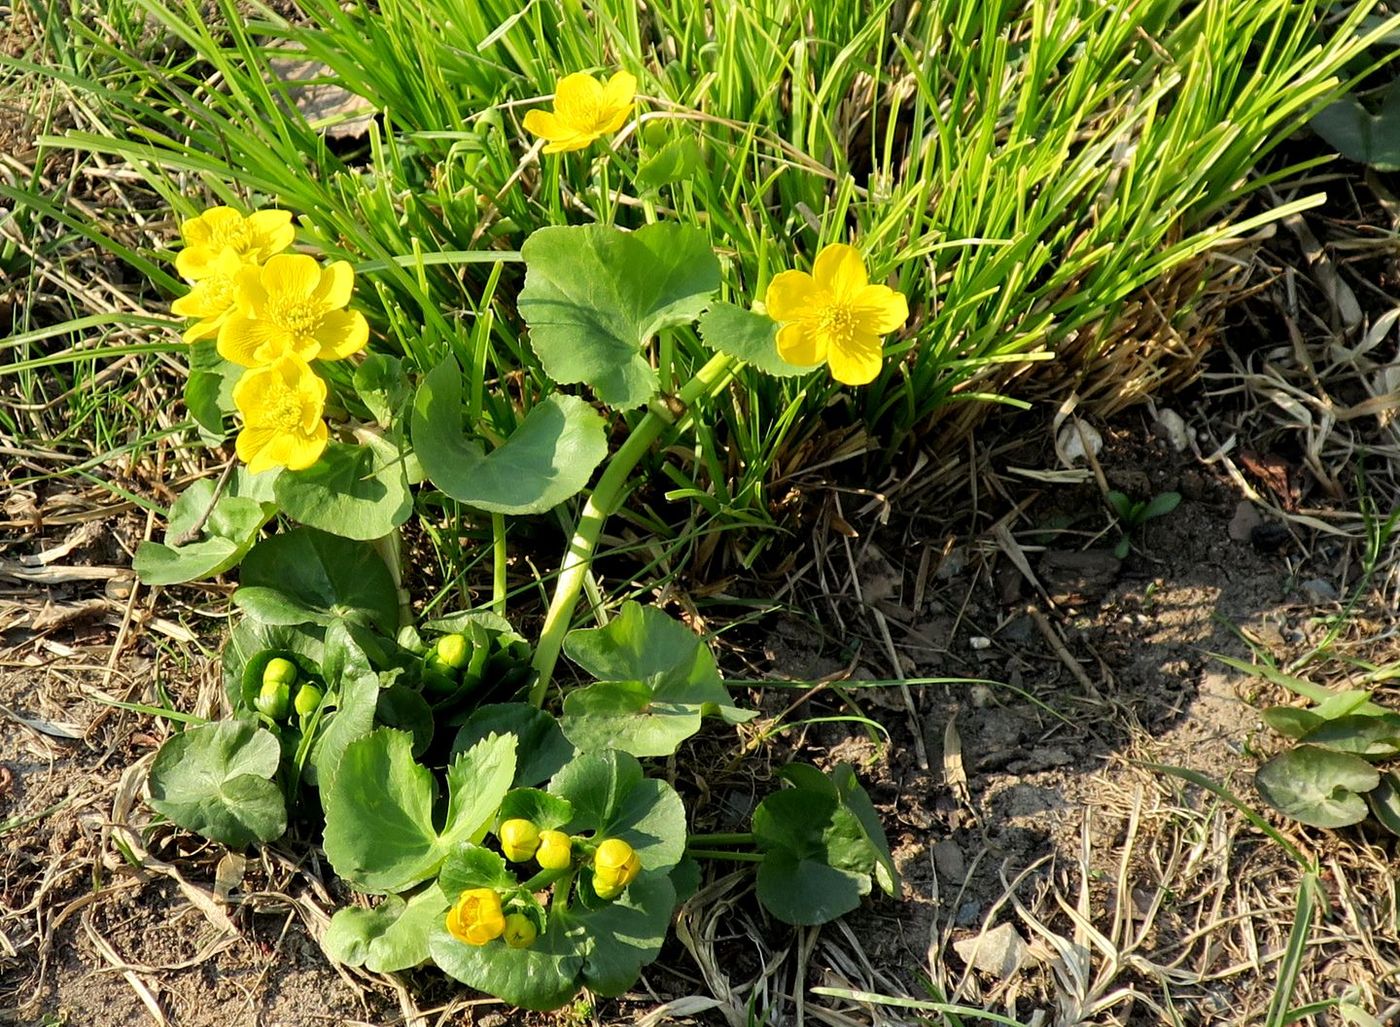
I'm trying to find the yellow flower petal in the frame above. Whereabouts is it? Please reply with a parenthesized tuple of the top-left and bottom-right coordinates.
(852, 283, 908, 335)
(522, 109, 568, 142)
(260, 253, 322, 300)
(219, 315, 308, 367)
(181, 313, 226, 343)
(245, 209, 296, 259)
(826, 330, 884, 386)
(236, 426, 280, 471)
(181, 206, 241, 249)
(313, 309, 369, 361)
(313, 260, 355, 310)
(811, 244, 868, 300)
(553, 72, 605, 126)
(776, 322, 826, 367)
(597, 71, 636, 133)
(764, 270, 819, 323)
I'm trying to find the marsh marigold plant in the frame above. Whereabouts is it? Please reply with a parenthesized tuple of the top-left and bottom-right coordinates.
(765, 243, 908, 386)
(523, 71, 636, 153)
(218, 254, 368, 368)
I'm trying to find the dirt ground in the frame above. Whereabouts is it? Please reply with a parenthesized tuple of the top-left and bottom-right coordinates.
(5, 393, 1399, 1027)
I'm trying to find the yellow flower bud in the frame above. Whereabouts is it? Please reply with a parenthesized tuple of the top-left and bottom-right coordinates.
(499, 819, 541, 863)
(434, 633, 471, 670)
(535, 829, 572, 870)
(592, 838, 642, 899)
(502, 913, 537, 949)
(445, 888, 505, 946)
(263, 657, 298, 689)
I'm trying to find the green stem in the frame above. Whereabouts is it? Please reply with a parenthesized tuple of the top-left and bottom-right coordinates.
(685, 848, 765, 863)
(550, 869, 575, 914)
(528, 351, 738, 706)
(373, 527, 413, 629)
(491, 512, 507, 617)
(685, 832, 755, 846)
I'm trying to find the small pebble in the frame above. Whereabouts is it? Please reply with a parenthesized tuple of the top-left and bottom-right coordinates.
(1300, 578, 1339, 604)
(970, 636, 992, 651)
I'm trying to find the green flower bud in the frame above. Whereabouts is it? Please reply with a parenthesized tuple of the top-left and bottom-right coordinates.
(434, 634, 471, 670)
(255, 678, 290, 720)
(263, 657, 298, 689)
(293, 683, 323, 718)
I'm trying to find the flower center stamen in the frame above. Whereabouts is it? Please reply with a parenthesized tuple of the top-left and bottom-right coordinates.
(261, 383, 305, 432)
(817, 302, 857, 338)
(267, 297, 322, 336)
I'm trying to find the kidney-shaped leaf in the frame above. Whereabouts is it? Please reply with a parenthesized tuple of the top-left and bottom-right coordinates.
(133, 475, 276, 585)
(518, 223, 721, 408)
(274, 435, 413, 542)
(412, 357, 607, 515)
(1254, 745, 1379, 829)
(1300, 713, 1400, 759)
(430, 914, 583, 1011)
(322, 885, 448, 974)
(235, 527, 399, 634)
(147, 720, 287, 847)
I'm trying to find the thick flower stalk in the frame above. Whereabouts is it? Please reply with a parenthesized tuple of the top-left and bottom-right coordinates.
(592, 838, 641, 899)
(175, 206, 294, 282)
(231, 356, 329, 474)
(218, 254, 368, 368)
(445, 888, 506, 946)
(523, 71, 636, 153)
(765, 243, 908, 386)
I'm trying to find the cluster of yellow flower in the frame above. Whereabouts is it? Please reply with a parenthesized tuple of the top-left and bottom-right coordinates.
(171, 207, 368, 474)
(443, 824, 644, 949)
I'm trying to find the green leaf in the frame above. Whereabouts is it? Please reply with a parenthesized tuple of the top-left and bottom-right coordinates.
(375, 684, 434, 757)
(1312, 690, 1374, 720)
(561, 681, 705, 757)
(412, 358, 608, 515)
(697, 302, 816, 378)
(827, 764, 899, 897)
(756, 849, 868, 926)
(1299, 714, 1400, 758)
(322, 729, 516, 893)
(184, 337, 239, 439)
(518, 223, 721, 408)
(429, 916, 582, 1012)
(452, 703, 574, 788)
(133, 476, 276, 585)
(437, 842, 518, 897)
(1367, 771, 1400, 837)
(1262, 706, 1324, 739)
(549, 751, 687, 871)
(147, 721, 287, 847)
(752, 787, 878, 925)
(310, 624, 385, 785)
(561, 603, 751, 756)
(1311, 82, 1400, 171)
(1106, 491, 1134, 521)
(497, 788, 573, 832)
(273, 436, 413, 541)
(567, 871, 676, 996)
(354, 352, 410, 425)
(1254, 745, 1379, 829)
(1141, 491, 1181, 521)
(235, 527, 399, 634)
(635, 136, 704, 191)
(323, 886, 448, 973)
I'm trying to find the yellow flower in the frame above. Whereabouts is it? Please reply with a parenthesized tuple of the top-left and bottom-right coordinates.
(522, 71, 636, 153)
(232, 356, 329, 475)
(175, 206, 295, 282)
(169, 248, 246, 343)
(445, 888, 506, 946)
(535, 829, 572, 870)
(218, 254, 368, 368)
(592, 838, 641, 899)
(764, 243, 909, 386)
(499, 819, 542, 863)
(502, 913, 538, 949)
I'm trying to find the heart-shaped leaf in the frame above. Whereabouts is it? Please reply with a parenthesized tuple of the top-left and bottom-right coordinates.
(698, 302, 817, 378)
(147, 720, 287, 847)
(518, 223, 721, 408)
(323, 885, 448, 973)
(133, 473, 277, 585)
(1254, 745, 1379, 828)
(322, 729, 516, 893)
(273, 435, 413, 541)
(497, 788, 573, 832)
(451, 703, 574, 788)
(234, 527, 399, 634)
(412, 357, 607, 515)
(1262, 706, 1324, 739)
(354, 352, 411, 426)
(549, 750, 687, 872)
(429, 914, 583, 1011)
(1300, 714, 1400, 759)
(565, 871, 676, 996)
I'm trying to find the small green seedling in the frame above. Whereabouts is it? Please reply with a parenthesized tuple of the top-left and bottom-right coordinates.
(1106, 490, 1181, 558)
